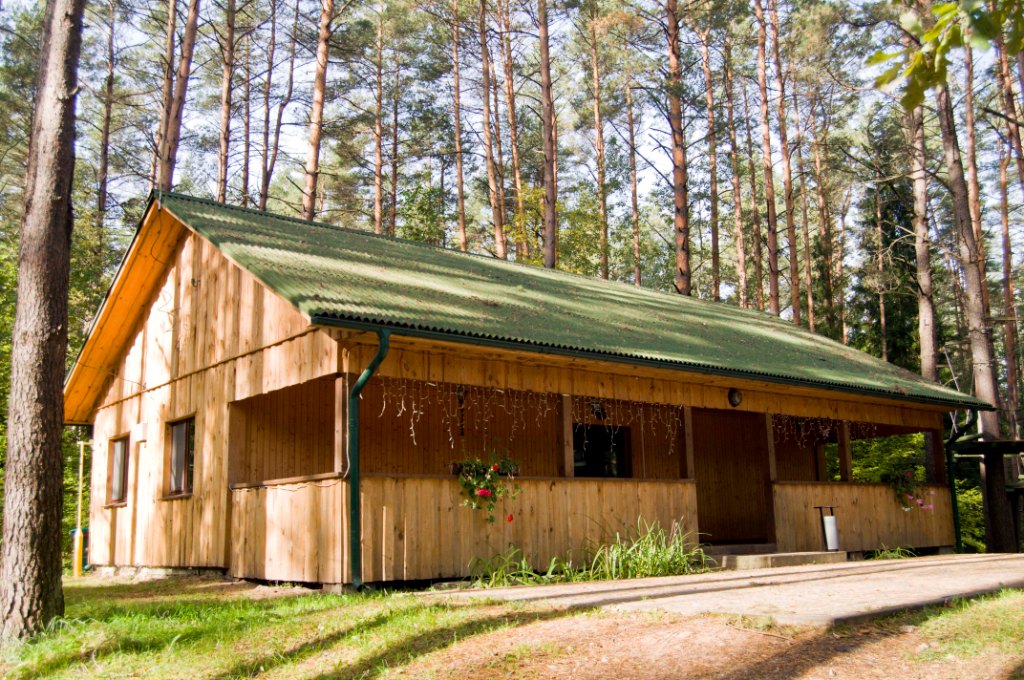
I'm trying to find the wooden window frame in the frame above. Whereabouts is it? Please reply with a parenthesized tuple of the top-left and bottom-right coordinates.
(166, 417, 196, 498)
(106, 435, 130, 507)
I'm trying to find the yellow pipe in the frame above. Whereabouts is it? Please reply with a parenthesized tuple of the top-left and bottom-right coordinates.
(73, 440, 87, 578)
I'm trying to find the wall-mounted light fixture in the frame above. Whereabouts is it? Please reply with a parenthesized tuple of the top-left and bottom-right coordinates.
(727, 388, 743, 407)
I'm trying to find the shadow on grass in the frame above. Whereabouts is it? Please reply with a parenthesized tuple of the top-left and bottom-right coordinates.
(307, 605, 579, 679)
(213, 609, 399, 679)
(16, 592, 349, 678)
(63, 576, 256, 606)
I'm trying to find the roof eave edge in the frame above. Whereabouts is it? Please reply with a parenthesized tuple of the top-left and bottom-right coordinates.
(310, 316, 992, 413)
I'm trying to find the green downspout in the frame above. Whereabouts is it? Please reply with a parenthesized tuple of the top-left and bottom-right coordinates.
(945, 445, 962, 554)
(348, 329, 390, 590)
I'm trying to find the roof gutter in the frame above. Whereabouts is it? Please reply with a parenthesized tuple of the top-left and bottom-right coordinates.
(347, 328, 390, 590)
(310, 316, 990, 412)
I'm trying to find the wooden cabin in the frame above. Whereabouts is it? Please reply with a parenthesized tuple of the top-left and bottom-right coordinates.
(64, 193, 985, 586)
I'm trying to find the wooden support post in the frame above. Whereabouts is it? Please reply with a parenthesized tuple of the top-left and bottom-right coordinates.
(981, 450, 1017, 552)
(765, 413, 777, 482)
(561, 394, 574, 478)
(227, 404, 246, 486)
(814, 443, 827, 482)
(838, 422, 852, 482)
(683, 406, 695, 480)
(924, 429, 947, 484)
(334, 373, 350, 473)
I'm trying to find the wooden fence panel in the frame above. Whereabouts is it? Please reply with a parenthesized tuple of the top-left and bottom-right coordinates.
(229, 476, 699, 584)
(772, 482, 954, 552)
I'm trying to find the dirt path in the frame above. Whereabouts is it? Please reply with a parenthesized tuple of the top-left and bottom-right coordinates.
(402, 608, 1022, 679)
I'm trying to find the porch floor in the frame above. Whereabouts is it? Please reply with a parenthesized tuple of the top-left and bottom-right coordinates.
(439, 553, 1024, 626)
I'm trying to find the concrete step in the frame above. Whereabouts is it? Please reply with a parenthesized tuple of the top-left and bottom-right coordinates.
(710, 551, 847, 571)
(704, 543, 778, 556)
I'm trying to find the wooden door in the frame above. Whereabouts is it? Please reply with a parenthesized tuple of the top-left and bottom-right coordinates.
(691, 408, 774, 544)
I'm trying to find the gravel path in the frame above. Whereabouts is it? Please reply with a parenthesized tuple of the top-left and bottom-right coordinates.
(442, 553, 1024, 625)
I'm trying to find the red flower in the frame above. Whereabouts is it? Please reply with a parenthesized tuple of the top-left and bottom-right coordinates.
(491, 463, 500, 472)
(476, 488, 492, 497)
(507, 514, 514, 523)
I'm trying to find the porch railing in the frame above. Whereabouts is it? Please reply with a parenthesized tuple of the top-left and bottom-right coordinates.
(229, 475, 699, 584)
(772, 482, 954, 553)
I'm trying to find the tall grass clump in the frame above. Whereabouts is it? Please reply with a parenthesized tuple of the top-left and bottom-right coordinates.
(469, 518, 709, 587)
(587, 518, 710, 579)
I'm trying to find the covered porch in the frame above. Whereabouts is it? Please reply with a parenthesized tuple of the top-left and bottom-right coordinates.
(223, 357, 955, 585)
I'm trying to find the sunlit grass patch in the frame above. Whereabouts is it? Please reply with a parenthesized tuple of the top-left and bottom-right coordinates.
(0, 576, 569, 679)
(914, 589, 1024, 659)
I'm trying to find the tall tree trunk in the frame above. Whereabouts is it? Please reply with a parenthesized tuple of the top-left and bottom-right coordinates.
(373, 13, 384, 234)
(260, 0, 298, 210)
(723, 38, 747, 307)
(666, 0, 691, 295)
(241, 35, 251, 207)
(155, 0, 177, 189)
(216, 0, 236, 203)
(936, 84, 1001, 436)
(999, 140, 1021, 437)
(452, 0, 467, 250)
(627, 78, 642, 287)
(389, 56, 401, 237)
(809, 94, 835, 330)
(699, 28, 719, 300)
(742, 80, 765, 311)
(837, 187, 851, 344)
(96, 0, 116, 238)
(769, 0, 798, 323)
(301, 0, 336, 221)
(538, 0, 557, 268)
(480, 0, 507, 258)
(963, 46, 991, 317)
(908, 104, 937, 381)
(791, 84, 814, 331)
(753, 0, 780, 314)
(995, 29, 1024, 201)
(498, 0, 525, 258)
(590, 14, 609, 279)
(259, 0, 277, 209)
(490, 56, 508, 240)
(0, 0, 86, 641)
(157, 0, 201, 191)
(875, 181, 887, 361)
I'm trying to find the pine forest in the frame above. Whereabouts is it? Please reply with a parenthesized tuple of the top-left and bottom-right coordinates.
(1, 0, 1023, 555)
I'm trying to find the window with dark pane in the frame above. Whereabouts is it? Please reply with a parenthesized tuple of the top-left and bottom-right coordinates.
(170, 418, 195, 494)
(110, 436, 129, 503)
(572, 424, 631, 478)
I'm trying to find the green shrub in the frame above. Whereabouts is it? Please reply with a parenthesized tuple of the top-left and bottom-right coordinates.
(956, 486, 986, 553)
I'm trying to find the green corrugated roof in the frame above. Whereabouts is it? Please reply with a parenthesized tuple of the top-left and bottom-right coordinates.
(156, 192, 986, 410)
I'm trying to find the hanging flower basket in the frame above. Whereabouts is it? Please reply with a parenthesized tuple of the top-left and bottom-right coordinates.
(450, 457, 520, 522)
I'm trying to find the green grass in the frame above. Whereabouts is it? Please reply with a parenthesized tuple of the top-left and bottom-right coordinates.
(0, 577, 571, 679)
(865, 545, 917, 560)
(912, 590, 1024, 659)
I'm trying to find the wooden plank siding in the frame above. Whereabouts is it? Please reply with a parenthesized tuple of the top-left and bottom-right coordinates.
(772, 482, 954, 552)
(229, 476, 700, 584)
(342, 340, 948, 430)
(88, 231, 338, 568)
(354, 379, 686, 481)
